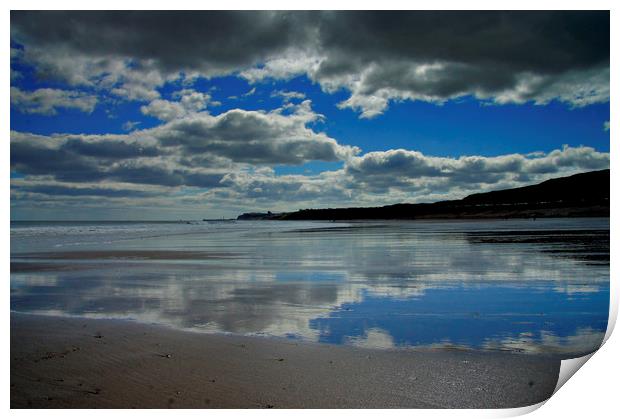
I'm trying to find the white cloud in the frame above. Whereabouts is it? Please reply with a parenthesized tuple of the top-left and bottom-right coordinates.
(10, 87, 97, 115)
(150, 100, 358, 164)
(242, 87, 256, 97)
(11, 102, 610, 214)
(240, 52, 324, 83)
(122, 120, 141, 131)
(347, 328, 395, 349)
(271, 90, 307, 102)
(141, 89, 214, 121)
(11, 101, 358, 194)
(344, 146, 610, 195)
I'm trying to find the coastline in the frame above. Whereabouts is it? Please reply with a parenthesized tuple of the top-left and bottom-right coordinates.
(11, 313, 561, 409)
(239, 170, 610, 221)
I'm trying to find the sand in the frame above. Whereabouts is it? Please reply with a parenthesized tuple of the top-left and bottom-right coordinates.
(10, 313, 561, 409)
(13, 250, 241, 260)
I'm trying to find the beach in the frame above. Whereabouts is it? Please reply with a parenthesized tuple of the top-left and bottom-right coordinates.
(10, 219, 608, 408)
(11, 313, 560, 409)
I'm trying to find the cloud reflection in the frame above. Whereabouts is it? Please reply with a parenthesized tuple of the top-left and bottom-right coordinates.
(11, 219, 609, 356)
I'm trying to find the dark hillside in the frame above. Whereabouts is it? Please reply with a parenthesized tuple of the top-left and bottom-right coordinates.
(237, 170, 609, 221)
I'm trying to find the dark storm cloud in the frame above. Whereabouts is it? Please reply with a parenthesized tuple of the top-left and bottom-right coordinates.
(315, 11, 608, 75)
(11, 139, 226, 188)
(11, 11, 609, 114)
(60, 137, 160, 159)
(10, 131, 223, 187)
(10, 11, 313, 73)
(11, 139, 100, 179)
(281, 12, 609, 115)
(11, 11, 607, 74)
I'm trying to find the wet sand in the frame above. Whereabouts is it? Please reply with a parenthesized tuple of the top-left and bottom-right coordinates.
(13, 250, 242, 261)
(11, 313, 561, 409)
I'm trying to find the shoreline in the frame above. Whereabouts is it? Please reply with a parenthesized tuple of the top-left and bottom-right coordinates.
(10, 310, 595, 359)
(11, 313, 562, 409)
(243, 213, 611, 222)
(10, 215, 611, 224)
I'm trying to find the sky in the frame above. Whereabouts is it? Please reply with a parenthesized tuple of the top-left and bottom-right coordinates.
(10, 11, 610, 220)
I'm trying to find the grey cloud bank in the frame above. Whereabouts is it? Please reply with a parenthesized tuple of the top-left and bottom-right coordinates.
(11, 11, 609, 117)
(11, 106, 610, 215)
(10, 102, 358, 199)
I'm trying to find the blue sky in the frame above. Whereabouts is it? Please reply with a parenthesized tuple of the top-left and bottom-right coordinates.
(10, 11, 610, 220)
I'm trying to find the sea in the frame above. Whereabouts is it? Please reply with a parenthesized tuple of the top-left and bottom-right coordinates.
(10, 218, 610, 356)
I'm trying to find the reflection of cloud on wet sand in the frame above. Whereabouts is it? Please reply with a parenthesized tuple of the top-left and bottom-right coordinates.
(482, 327, 605, 356)
(11, 274, 59, 287)
(10, 268, 439, 341)
(10, 260, 608, 352)
(553, 284, 601, 295)
(380, 327, 606, 357)
(10, 220, 609, 353)
(347, 328, 395, 349)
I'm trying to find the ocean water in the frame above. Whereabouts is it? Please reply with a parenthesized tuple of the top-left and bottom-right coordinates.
(10, 218, 609, 356)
